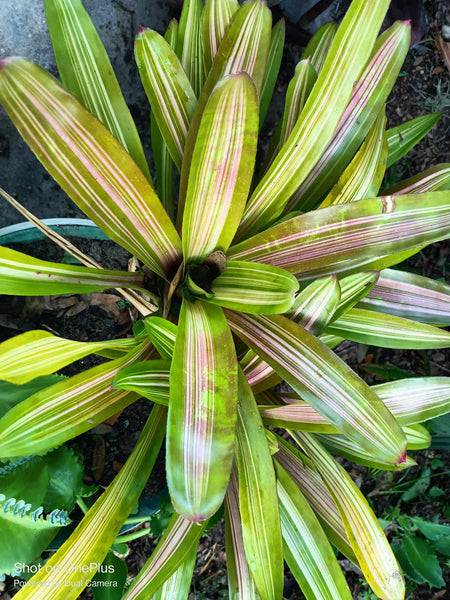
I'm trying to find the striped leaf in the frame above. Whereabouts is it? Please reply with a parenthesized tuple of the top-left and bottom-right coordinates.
(358, 268, 450, 325)
(202, 0, 239, 73)
(113, 360, 171, 405)
(124, 514, 207, 600)
(333, 271, 379, 320)
(259, 402, 339, 434)
(0, 58, 182, 278)
(383, 163, 450, 196)
(236, 0, 393, 239)
(0, 343, 152, 458)
(301, 22, 339, 74)
(0, 247, 146, 296)
(151, 546, 197, 600)
(12, 405, 166, 600)
(144, 317, 178, 358)
(177, 0, 271, 228)
(226, 311, 407, 465)
(205, 260, 298, 314)
(275, 436, 357, 564)
(403, 424, 431, 450)
(168, 300, 238, 521)
(259, 19, 285, 125)
(176, 0, 205, 97)
(235, 369, 283, 600)
(0, 330, 138, 385)
(286, 21, 410, 214)
(292, 432, 404, 600)
(327, 307, 450, 349)
(319, 106, 388, 208)
(182, 73, 258, 262)
(275, 461, 353, 600)
(225, 465, 260, 600)
(228, 192, 450, 280)
(387, 112, 441, 168)
(43, 0, 151, 180)
(135, 28, 197, 171)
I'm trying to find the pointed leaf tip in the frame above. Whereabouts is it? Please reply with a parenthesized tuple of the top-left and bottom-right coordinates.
(138, 26, 147, 34)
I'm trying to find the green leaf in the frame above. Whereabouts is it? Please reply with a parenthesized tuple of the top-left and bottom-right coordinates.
(202, 0, 239, 73)
(0, 343, 152, 458)
(0, 376, 64, 420)
(167, 300, 237, 521)
(410, 517, 450, 541)
(300, 22, 338, 74)
(387, 112, 441, 168)
(91, 552, 128, 600)
(398, 536, 445, 588)
(275, 461, 352, 600)
(182, 73, 258, 263)
(0, 329, 138, 384)
(136, 28, 197, 171)
(235, 369, 283, 600)
(401, 467, 431, 503)
(124, 513, 207, 600)
(0, 58, 182, 279)
(151, 546, 197, 600)
(226, 311, 406, 465)
(144, 317, 177, 359)
(259, 19, 285, 125)
(44, 0, 151, 181)
(176, 0, 205, 97)
(41, 445, 84, 512)
(333, 271, 379, 321)
(113, 360, 170, 405)
(205, 260, 298, 314)
(11, 404, 166, 600)
(236, 0, 394, 239)
(229, 192, 450, 281)
(403, 424, 431, 450)
(383, 163, 450, 196)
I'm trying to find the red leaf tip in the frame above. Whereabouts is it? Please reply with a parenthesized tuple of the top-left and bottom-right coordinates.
(400, 20, 412, 28)
(138, 25, 147, 34)
(397, 451, 407, 465)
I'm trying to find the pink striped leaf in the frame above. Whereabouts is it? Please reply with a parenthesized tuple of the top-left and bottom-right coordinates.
(135, 28, 197, 171)
(386, 112, 441, 168)
(358, 268, 450, 325)
(225, 465, 260, 599)
(275, 461, 353, 600)
(259, 402, 339, 434)
(0, 58, 182, 279)
(144, 316, 178, 358)
(226, 311, 406, 465)
(292, 432, 404, 600)
(327, 307, 450, 349)
(11, 405, 166, 600)
(319, 106, 388, 208)
(167, 300, 238, 521)
(235, 369, 283, 600)
(176, 0, 205, 97)
(300, 22, 338, 74)
(286, 21, 411, 214)
(0, 329, 138, 385)
(228, 192, 450, 280)
(275, 436, 357, 564)
(0, 247, 146, 296)
(201, 0, 239, 73)
(151, 546, 197, 600)
(44, 0, 151, 181)
(205, 260, 298, 314)
(333, 271, 379, 320)
(236, 0, 394, 240)
(176, 0, 271, 228)
(383, 163, 450, 196)
(182, 73, 258, 263)
(124, 513, 207, 600)
(112, 360, 171, 405)
(259, 19, 285, 125)
(0, 343, 153, 458)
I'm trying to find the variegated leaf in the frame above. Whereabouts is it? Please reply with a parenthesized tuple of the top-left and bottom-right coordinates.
(333, 271, 379, 320)
(202, 0, 239, 73)
(228, 192, 450, 280)
(44, 0, 151, 180)
(259, 19, 285, 125)
(226, 311, 406, 465)
(11, 405, 166, 600)
(301, 22, 338, 74)
(0, 330, 138, 384)
(0, 343, 153, 458)
(236, 0, 394, 239)
(386, 112, 441, 168)
(0, 247, 146, 296)
(182, 73, 258, 262)
(403, 424, 431, 450)
(327, 307, 450, 348)
(286, 21, 410, 214)
(275, 461, 353, 600)
(168, 300, 237, 521)
(124, 514, 207, 600)
(135, 28, 197, 171)
(0, 58, 182, 278)
(383, 163, 450, 196)
(259, 401, 339, 434)
(176, 0, 205, 97)
(113, 360, 170, 405)
(144, 316, 178, 359)
(151, 546, 197, 600)
(292, 432, 404, 600)
(235, 369, 283, 600)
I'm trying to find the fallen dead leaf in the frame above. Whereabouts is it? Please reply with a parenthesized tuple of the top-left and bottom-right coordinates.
(436, 21, 450, 74)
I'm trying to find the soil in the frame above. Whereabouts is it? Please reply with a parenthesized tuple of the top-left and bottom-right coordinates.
(1, 0, 450, 599)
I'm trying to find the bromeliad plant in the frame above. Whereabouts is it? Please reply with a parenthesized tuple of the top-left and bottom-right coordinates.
(1, 0, 450, 598)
